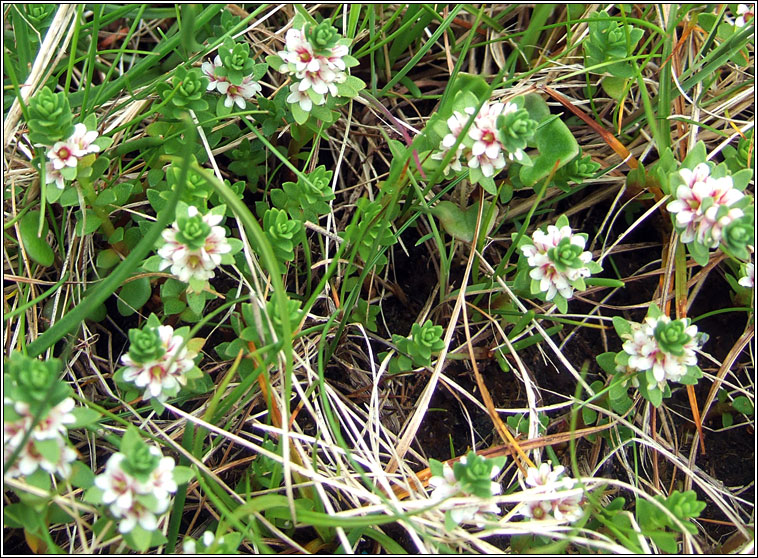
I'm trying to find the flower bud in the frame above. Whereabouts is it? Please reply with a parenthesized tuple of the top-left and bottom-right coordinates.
(175, 213, 211, 250)
(654, 320, 692, 357)
(306, 21, 340, 53)
(127, 327, 166, 364)
(27, 86, 74, 144)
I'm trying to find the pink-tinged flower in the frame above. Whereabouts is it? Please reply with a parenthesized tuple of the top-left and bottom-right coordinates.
(67, 123, 100, 156)
(280, 28, 321, 73)
(297, 66, 338, 97)
(622, 316, 699, 384)
(141, 455, 178, 502)
(3, 413, 31, 452)
(520, 225, 594, 301)
(121, 325, 195, 402)
(7, 435, 77, 478)
(323, 43, 349, 71)
(95, 453, 141, 512)
(47, 141, 79, 170)
(158, 206, 232, 286)
(738, 262, 754, 288)
(16, 397, 77, 441)
(216, 75, 261, 109)
(44, 161, 66, 189)
(116, 500, 161, 534)
(667, 165, 745, 247)
(3, 398, 78, 478)
(467, 101, 509, 177)
(736, 4, 754, 27)
(525, 462, 567, 489)
(201, 55, 225, 91)
(469, 101, 506, 159)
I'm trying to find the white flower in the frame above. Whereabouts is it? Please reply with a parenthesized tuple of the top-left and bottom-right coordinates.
(286, 82, 317, 111)
(736, 4, 754, 27)
(738, 262, 754, 288)
(297, 66, 339, 96)
(202, 55, 225, 91)
(520, 224, 594, 301)
(44, 161, 66, 189)
(525, 462, 566, 489)
(216, 75, 261, 109)
(141, 453, 178, 502)
(621, 316, 699, 384)
(431, 110, 470, 175)
(47, 141, 79, 170)
(67, 123, 100, 156)
(21, 397, 77, 441)
(121, 325, 195, 402)
(666, 166, 745, 248)
(157, 206, 232, 287)
(323, 43, 349, 71)
(116, 500, 160, 534)
(519, 462, 583, 523)
(280, 28, 321, 73)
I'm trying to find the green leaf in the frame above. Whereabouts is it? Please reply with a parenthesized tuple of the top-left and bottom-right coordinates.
(172, 465, 195, 485)
(186, 290, 205, 315)
(582, 405, 598, 425)
(70, 406, 101, 428)
(19, 210, 54, 267)
(117, 277, 152, 316)
(74, 209, 103, 236)
(69, 460, 96, 488)
(123, 524, 167, 552)
(96, 248, 122, 272)
(4, 502, 46, 532)
(612, 316, 632, 337)
(601, 76, 628, 100)
(34, 437, 61, 464)
(518, 94, 579, 187)
(291, 103, 309, 125)
(732, 396, 754, 415)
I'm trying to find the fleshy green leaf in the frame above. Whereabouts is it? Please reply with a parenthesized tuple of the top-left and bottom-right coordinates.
(19, 210, 54, 267)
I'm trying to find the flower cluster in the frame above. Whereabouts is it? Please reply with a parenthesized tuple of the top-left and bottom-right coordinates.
(120, 321, 196, 402)
(519, 216, 601, 308)
(157, 205, 232, 289)
(518, 462, 583, 523)
(666, 162, 746, 249)
(3, 396, 78, 479)
(432, 101, 513, 179)
(428, 452, 505, 529)
(620, 314, 701, 385)
(93, 443, 177, 533)
(275, 22, 351, 112)
(3, 353, 82, 479)
(202, 54, 262, 110)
